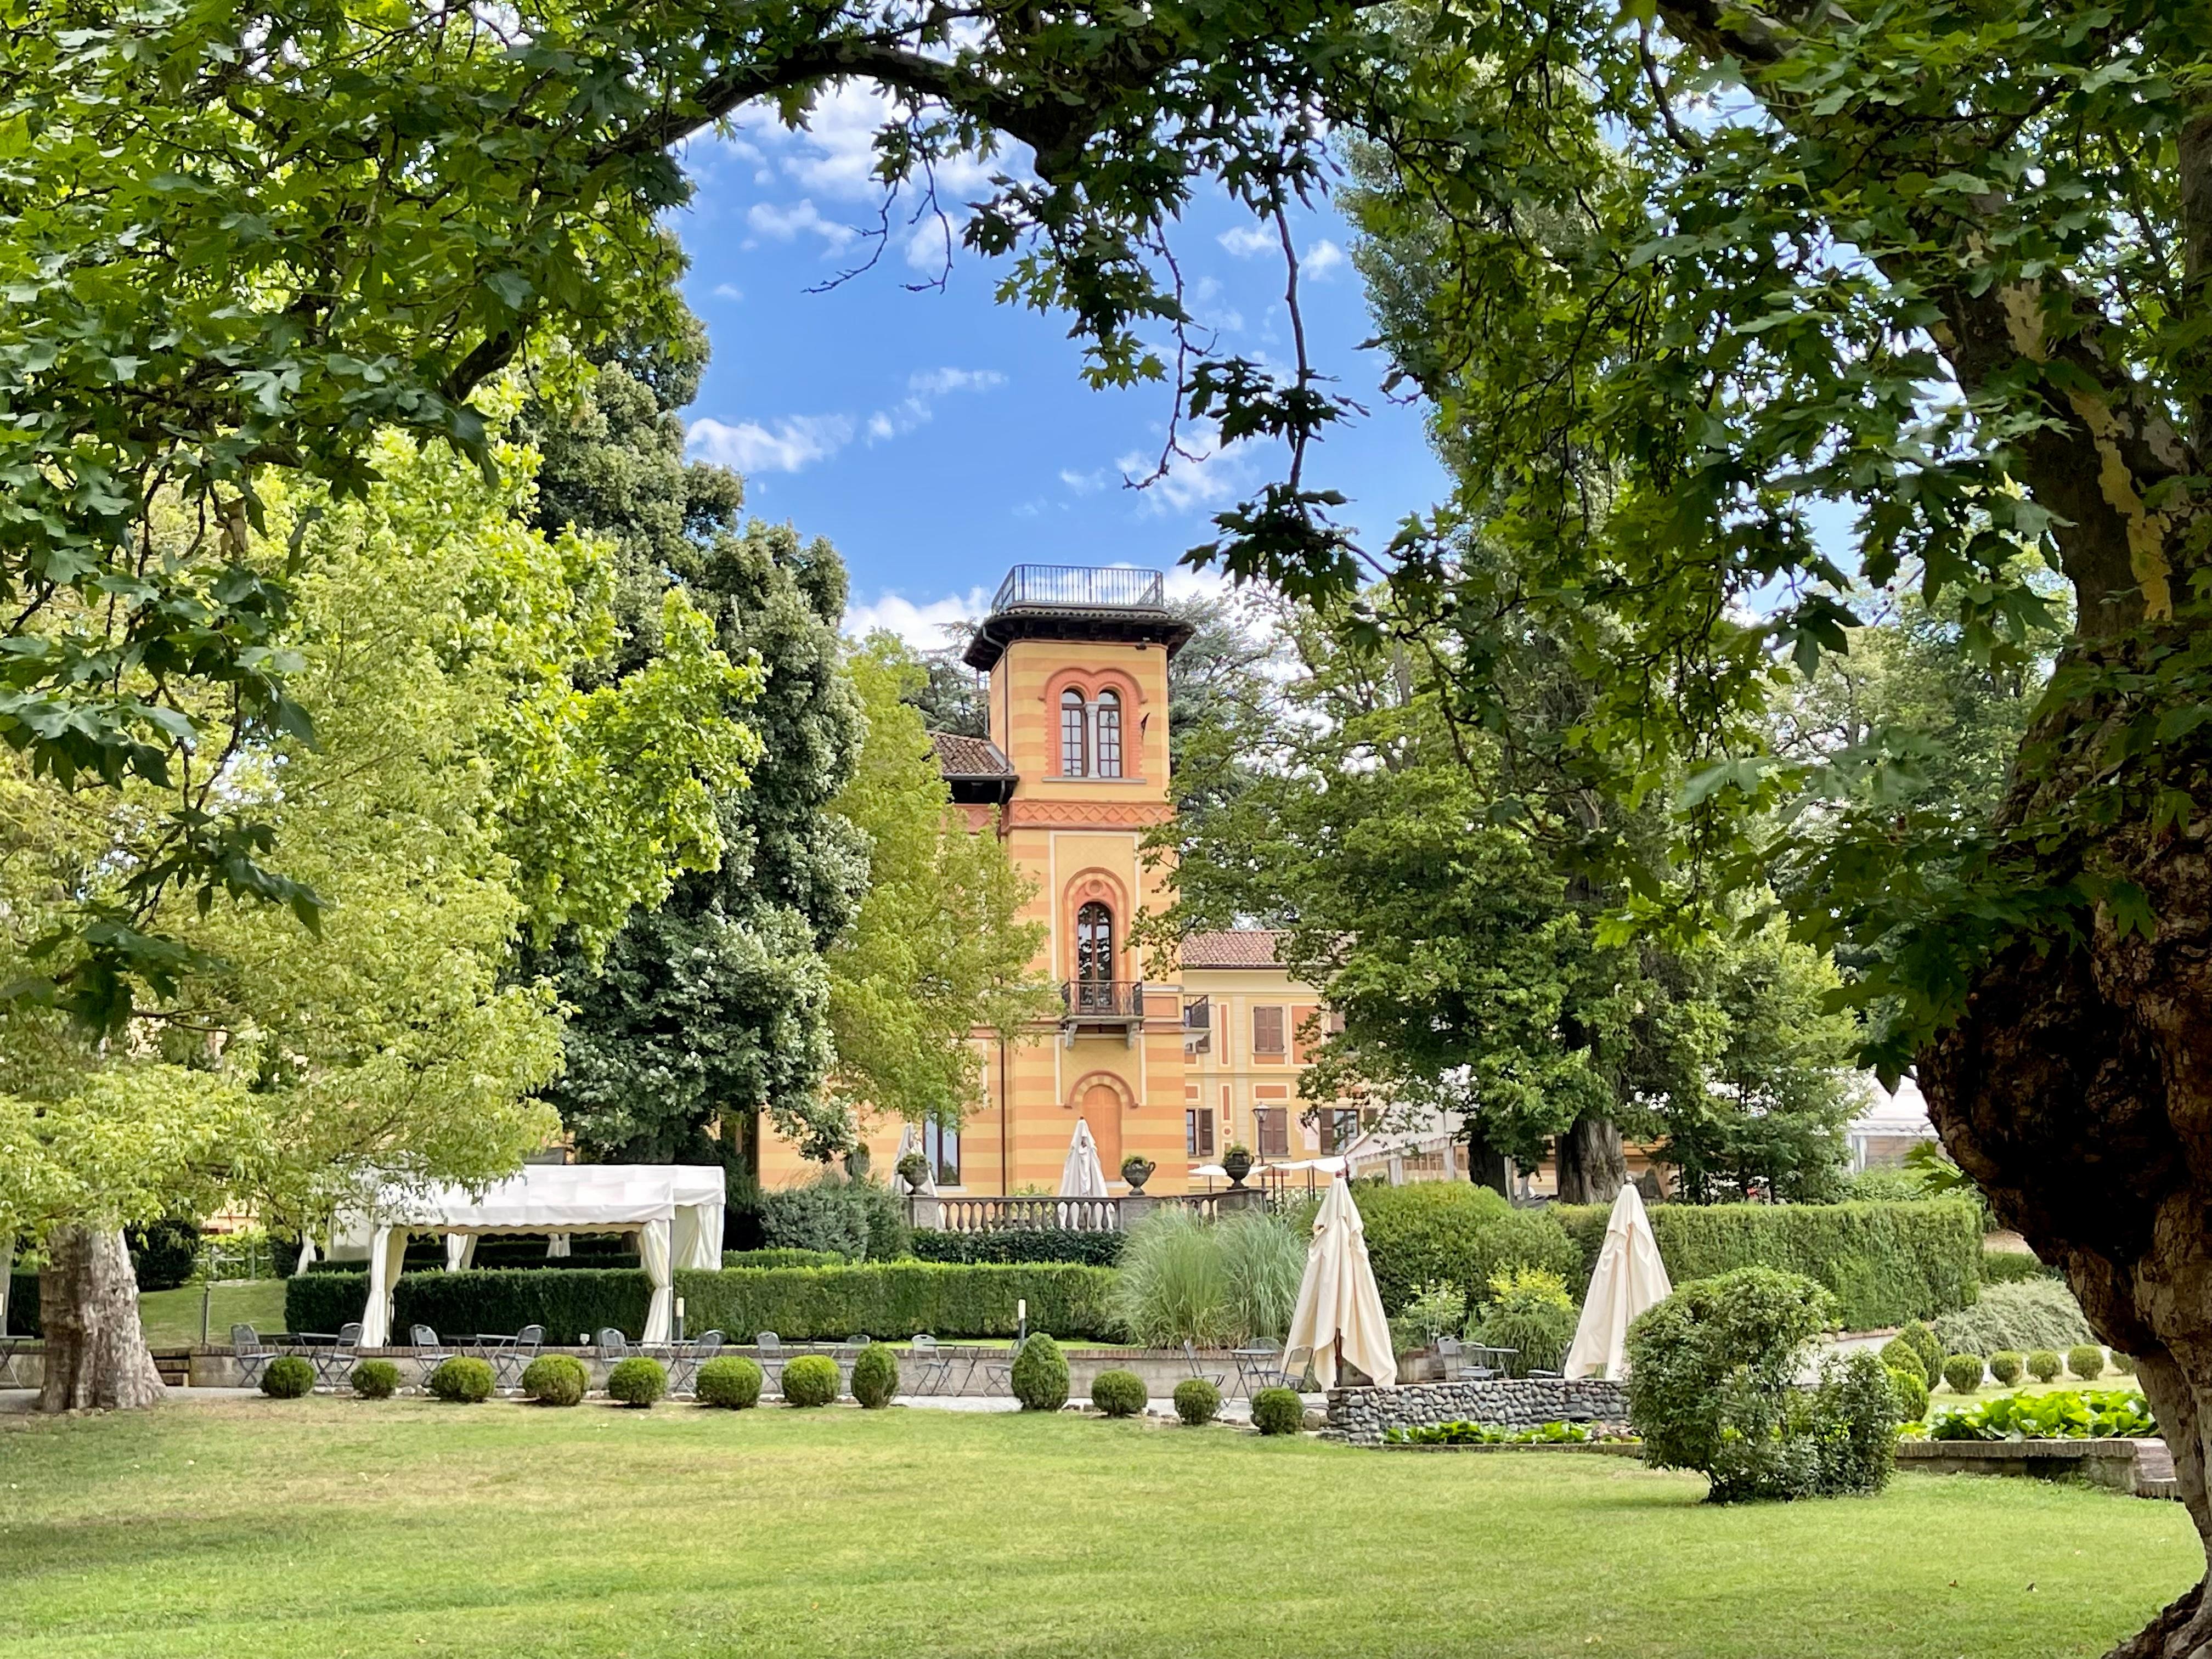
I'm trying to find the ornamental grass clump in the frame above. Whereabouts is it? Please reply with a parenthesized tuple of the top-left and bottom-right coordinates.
(260, 1356, 314, 1399)
(2067, 1344, 2107, 1380)
(1251, 1387, 1304, 1436)
(694, 1356, 763, 1409)
(1011, 1334, 1068, 1411)
(1942, 1353, 1985, 1393)
(607, 1356, 667, 1407)
(851, 1343, 899, 1408)
(1173, 1378, 1220, 1426)
(428, 1357, 495, 1403)
(781, 1354, 839, 1407)
(349, 1359, 400, 1400)
(522, 1353, 588, 1406)
(1090, 1369, 1147, 1418)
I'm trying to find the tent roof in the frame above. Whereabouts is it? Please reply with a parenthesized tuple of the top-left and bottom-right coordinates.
(362, 1164, 725, 1233)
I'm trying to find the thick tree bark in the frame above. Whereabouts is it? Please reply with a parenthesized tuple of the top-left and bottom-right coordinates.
(1554, 1113, 1627, 1205)
(36, 1224, 165, 1412)
(1463, 1125, 1511, 1196)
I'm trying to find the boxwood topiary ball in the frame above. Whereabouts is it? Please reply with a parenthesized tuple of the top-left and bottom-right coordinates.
(781, 1353, 840, 1407)
(350, 1359, 401, 1400)
(1250, 1386, 1304, 1436)
(1011, 1334, 1069, 1412)
(695, 1356, 764, 1409)
(261, 1355, 315, 1399)
(1941, 1353, 1985, 1394)
(2066, 1344, 2107, 1380)
(2026, 1348, 2063, 1383)
(428, 1356, 495, 1403)
(522, 1353, 588, 1407)
(1988, 1350, 2023, 1387)
(1886, 1365, 1929, 1424)
(1173, 1378, 1220, 1426)
(607, 1356, 667, 1407)
(1090, 1369, 1148, 1418)
(851, 1344, 899, 1409)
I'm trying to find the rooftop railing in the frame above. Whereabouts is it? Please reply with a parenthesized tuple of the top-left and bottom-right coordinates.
(990, 565, 1166, 613)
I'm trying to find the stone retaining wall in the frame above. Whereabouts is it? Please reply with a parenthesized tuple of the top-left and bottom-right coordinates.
(1328, 1378, 1630, 1445)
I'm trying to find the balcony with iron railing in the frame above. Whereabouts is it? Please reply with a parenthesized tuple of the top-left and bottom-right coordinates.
(1062, 978, 1146, 1019)
(991, 565, 1166, 614)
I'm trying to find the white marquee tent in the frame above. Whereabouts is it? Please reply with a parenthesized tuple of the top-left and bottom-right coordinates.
(338, 1165, 726, 1348)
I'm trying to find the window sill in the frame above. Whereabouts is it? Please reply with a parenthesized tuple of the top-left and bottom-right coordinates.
(1044, 775, 1148, 785)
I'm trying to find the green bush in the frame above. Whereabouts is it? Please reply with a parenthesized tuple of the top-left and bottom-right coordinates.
(720, 1249, 849, 1269)
(428, 1357, 495, 1403)
(1250, 1387, 1304, 1436)
(1942, 1353, 1984, 1393)
(1899, 1321, 1944, 1386)
(1809, 1351, 1900, 1496)
(2026, 1348, 2063, 1383)
(607, 1356, 667, 1407)
(1470, 1266, 1579, 1378)
(1110, 1209, 1303, 1347)
(781, 1354, 840, 1407)
(1011, 1334, 1069, 1411)
(1933, 1279, 2092, 1358)
(851, 1343, 900, 1408)
(1887, 1365, 1929, 1423)
(1173, 1377, 1221, 1425)
(1878, 1336, 1927, 1386)
(127, 1217, 202, 1291)
(760, 1175, 909, 1262)
(695, 1356, 764, 1409)
(1557, 1200, 1982, 1330)
(2111, 1351, 2137, 1375)
(1624, 1268, 1833, 1503)
(677, 1263, 1119, 1342)
(910, 1229, 1125, 1267)
(1355, 1182, 1581, 1316)
(260, 1355, 315, 1399)
(522, 1354, 589, 1406)
(1988, 1350, 2023, 1387)
(2067, 1344, 2106, 1380)
(1090, 1369, 1148, 1417)
(1980, 1248, 2055, 1285)
(350, 1359, 400, 1400)
(4, 1271, 38, 1336)
(1930, 1387, 2155, 1441)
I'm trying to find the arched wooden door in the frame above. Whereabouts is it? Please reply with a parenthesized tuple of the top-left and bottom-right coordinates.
(1079, 1082, 1122, 1172)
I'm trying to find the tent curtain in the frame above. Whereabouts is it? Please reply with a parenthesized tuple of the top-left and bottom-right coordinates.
(443, 1232, 478, 1272)
(546, 1233, 570, 1258)
(362, 1226, 408, 1348)
(292, 1233, 318, 1277)
(639, 1219, 674, 1345)
(672, 1205, 721, 1272)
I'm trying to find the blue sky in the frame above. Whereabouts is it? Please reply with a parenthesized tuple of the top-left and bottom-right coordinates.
(669, 93, 1449, 646)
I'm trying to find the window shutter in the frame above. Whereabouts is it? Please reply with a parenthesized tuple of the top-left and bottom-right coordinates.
(1252, 1005, 1285, 1056)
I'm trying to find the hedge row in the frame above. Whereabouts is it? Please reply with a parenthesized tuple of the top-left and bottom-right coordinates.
(1347, 1182, 1583, 1316)
(721, 1249, 848, 1269)
(1982, 1247, 2059, 1285)
(285, 1263, 1122, 1343)
(5, 1272, 37, 1336)
(909, 1228, 1125, 1267)
(1554, 1199, 1982, 1329)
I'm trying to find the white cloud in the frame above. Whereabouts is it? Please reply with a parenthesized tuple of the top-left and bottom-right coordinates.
(867, 366, 1007, 441)
(686, 414, 856, 475)
(745, 199, 857, 251)
(1059, 468, 1108, 495)
(753, 84, 1006, 203)
(1115, 420, 1259, 514)
(843, 586, 990, 649)
(1302, 238, 1345, 279)
(1217, 223, 1275, 258)
(711, 283, 743, 301)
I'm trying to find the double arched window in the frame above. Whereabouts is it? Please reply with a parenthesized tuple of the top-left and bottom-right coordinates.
(1076, 901, 1115, 983)
(1057, 687, 1125, 778)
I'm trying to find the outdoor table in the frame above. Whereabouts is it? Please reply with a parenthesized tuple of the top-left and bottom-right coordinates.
(0, 1336, 33, 1389)
(1231, 1348, 1288, 1398)
(295, 1331, 356, 1386)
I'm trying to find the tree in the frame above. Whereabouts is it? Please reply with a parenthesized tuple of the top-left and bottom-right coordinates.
(827, 636, 1052, 1132)
(1314, 12, 2212, 1650)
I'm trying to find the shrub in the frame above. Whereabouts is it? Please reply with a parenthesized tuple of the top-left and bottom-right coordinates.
(1980, 1248, 2055, 1285)
(760, 1174, 910, 1263)
(127, 1217, 202, 1292)
(1887, 1365, 1929, 1423)
(2067, 1344, 2107, 1380)
(1011, 1334, 1069, 1411)
(1557, 1200, 1982, 1330)
(1173, 1377, 1221, 1425)
(909, 1228, 1124, 1267)
(781, 1353, 840, 1407)
(1942, 1353, 1984, 1393)
(1625, 1268, 1833, 1502)
(1989, 1350, 2024, 1387)
(1090, 1369, 1148, 1417)
(1398, 1279, 1469, 1346)
(2112, 1351, 2137, 1375)
(695, 1356, 764, 1409)
(1933, 1279, 2092, 1358)
(1878, 1336, 1928, 1386)
(260, 1355, 315, 1399)
(1214, 1211, 1307, 1345)
(1471, 1266, 1579, 1378)
(428, 1357, 495, 1403)
(522, 1354, 589, 1406)
(720, 1249, 849, 1269)
(850, 1343, 899, 1408)
(1251, 1387, 1304, 1436)
(1899, 1321, 1944, 1386)
(1355, 1182, 1581, 1315)
(350, 1359, 400, 1400)
(1111, 1210, 1227, 1345)
(607, 1356, 667, 1407)
(2026, 1348, 2063, 1383)
(1808, 1351, 1900, 1496)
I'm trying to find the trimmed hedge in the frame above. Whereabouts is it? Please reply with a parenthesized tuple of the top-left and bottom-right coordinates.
(5, 1272, 38, 1336)
(1350, 1183, 1582, 1316)
(261, 1356, 315, 1398)
(721, 1249, 849, 1269)
(1981, 1248, 2058, 1285)
(351, 1360, 400, 1399)
(1091, 1369, 1147, 1417)
(1173, 1378, 1220, 1425)
(782, 1353, 840, 1407)
(910, 1229, 1125, 1267)
(1011, 1334, 1069, 1411)
(288, 1269, 652, 1344)
(1555, 1200, 1981, 1330)
(429, 1357, 495, 1402)
(1251, 1386, 1304, 1436)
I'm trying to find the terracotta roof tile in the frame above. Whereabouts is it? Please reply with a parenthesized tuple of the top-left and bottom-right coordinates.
(1179, 929, 1285, 969)
(930, 730, 1016, 778)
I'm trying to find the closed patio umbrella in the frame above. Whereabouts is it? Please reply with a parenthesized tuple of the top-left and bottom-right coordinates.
(894, 1121, 939, 1195)
(1283, 1175, 1397, 1391)
(1564, 1182, 1672, 1380)
(1059, 1118, 1109, 1199)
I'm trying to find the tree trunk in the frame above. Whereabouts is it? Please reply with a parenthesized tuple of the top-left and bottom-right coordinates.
(1463, 1125, 1511, 1197)
(37, 1224, 165, 1412)
(1555, 1113, 1627, 1205)
(1921, 810, 2212, 1657)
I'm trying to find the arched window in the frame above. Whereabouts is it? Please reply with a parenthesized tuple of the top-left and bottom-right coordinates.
(1093, 689, 1122, 777)
(1060, 689, 1088, 776)
(1075, 901, 1115, 1005)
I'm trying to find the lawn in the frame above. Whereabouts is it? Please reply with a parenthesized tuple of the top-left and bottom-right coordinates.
(133, 1280, 288, 1348)
(1, 1400, 2198, 1659)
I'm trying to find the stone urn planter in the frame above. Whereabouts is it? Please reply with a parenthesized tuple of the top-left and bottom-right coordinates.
(896, 1152, 931, 1194)
(1222, 1146, 1254, 1187)
(1120, 1155, 1155, 1194)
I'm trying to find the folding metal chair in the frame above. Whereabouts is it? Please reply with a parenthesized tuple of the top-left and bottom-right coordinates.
(232, 1324, 274, 1388)
(595, 1328, 629, 1362)
(313, 1322, 362, 1387)
(493, 1324, 543, 1390)
(669, 1331, 722, 1396)
(1182, 1341, 1228, 1390)
(411, 1324, 453, 1365)
(754, 1332, 787, 1393)
(909, 1334, 955, 1397)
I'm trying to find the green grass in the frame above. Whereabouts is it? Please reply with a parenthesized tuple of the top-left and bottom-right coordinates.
(133, 1280, 288, 1348)
(0, 1400, 2197, 1659)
